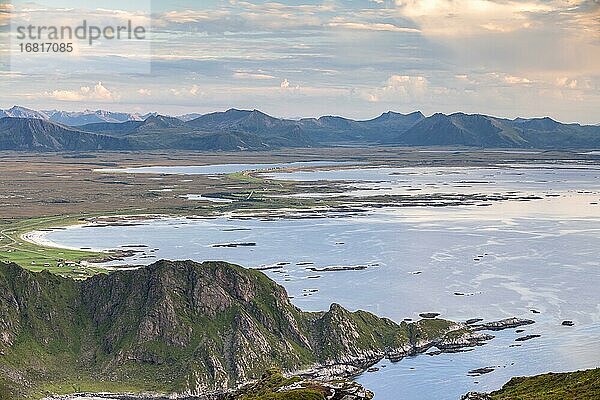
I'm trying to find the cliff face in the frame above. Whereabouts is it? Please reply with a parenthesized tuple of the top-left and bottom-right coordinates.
(0, 260, 482, 399)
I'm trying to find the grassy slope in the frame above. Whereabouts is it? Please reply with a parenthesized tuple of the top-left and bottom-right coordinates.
(0, 215, 104, 278)
(234, 368, 324, 400)
(490, 369, 600, 400)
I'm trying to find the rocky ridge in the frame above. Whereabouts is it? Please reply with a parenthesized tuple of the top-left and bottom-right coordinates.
(0, 260, 527, 399)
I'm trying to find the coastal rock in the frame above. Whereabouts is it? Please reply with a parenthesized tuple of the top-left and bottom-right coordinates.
(461, 392, 493, 400)
(465, 318, 483, 325)
(471, 317, 535, 331)
(515, 334, 541, 342)
(468, 367, 495, 376)
(211, 242, 256, 248)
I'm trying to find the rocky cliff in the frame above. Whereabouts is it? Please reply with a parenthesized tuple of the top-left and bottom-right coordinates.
(0, 260, 488, 399)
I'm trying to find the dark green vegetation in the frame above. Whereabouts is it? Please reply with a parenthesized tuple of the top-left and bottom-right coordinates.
(464, 368, 600, 400)
(2, 108, 599, 151)
(224, 368, 372, 400)
(0, 260, 476, 399)
(491, 368, 600, 400)
(0, 216, 106, 278)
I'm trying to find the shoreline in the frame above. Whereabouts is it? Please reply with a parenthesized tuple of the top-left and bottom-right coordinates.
(19, 214, 173, 254)
(40, 317, 536, 400)
(21, 227, 107, 253)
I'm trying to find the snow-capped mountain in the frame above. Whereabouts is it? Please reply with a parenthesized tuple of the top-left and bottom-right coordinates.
(1, 106, 49, 120)
(43, 109, 145, 126)
(0, 106, 146, 126)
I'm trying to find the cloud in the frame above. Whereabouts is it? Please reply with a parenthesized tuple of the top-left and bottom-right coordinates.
(504, 75, 533, 85)
(137, 88, 152, 96)
(156, 1, 424, 40)
(169, 85, 203, 97)
(233, 71, 276, 80)
(327, 19, 420, 33)
(368, 75, 429, 102)
(556, 77, 579, 89)
(280, 78, 300, 90)
(0, 3, 13, 26)
(189, 85, 200, 96)
(160, 9, 230, 25)
(45, 82, 118, 102)
(158, 1, 332, 32)
(395, 0, 554, 36)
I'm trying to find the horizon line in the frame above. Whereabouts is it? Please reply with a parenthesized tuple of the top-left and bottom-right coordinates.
(2, 104, 599, 126)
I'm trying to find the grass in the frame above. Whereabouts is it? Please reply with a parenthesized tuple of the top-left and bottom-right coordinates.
(490, 368, 600, 400)
(0, 215, 111, 278)
(227, 170, 268, 184)
(237, 368, 326, 400)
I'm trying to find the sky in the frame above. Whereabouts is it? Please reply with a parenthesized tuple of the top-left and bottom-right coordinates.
(0, 0, 599, 123)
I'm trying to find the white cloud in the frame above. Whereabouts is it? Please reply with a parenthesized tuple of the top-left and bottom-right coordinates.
(137, 88, 152, 96)
(45, 82, 118, 102)
(395, 0, 554, 36)
(233, 72, 276, 80)
(504, 75, 533, 85)
(556, 77, 578, 89)
(159, 1, 332, 31)
(368, 75, 429, 102)
(280, 79, 301, 90)
(0, 3, 13, 26)
(160, 9, 230, 24)
(169, 85, 203, 97)
(328, 21, 420, 33)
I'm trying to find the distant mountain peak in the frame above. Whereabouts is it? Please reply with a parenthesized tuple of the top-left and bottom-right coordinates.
(40, 108, 145, 126)
(135, 114, 184, 131)
(4, 106, 49, 120)
(0, 117, 130, 151)
(371, 110, 424, 121)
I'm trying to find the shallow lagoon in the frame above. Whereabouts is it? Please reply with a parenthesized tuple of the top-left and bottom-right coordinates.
(41, 164, 600, 399)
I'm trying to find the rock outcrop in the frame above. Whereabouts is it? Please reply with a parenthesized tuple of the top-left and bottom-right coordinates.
(0, 260, 493, 399)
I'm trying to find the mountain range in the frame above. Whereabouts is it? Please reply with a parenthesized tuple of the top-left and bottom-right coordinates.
(0, 260, 483, 399)
(0, 106, 147, 126)
(1, 106, 598, 151)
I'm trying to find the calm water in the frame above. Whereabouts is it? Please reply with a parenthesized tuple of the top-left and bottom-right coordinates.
(41, 164, 600, 399)
(95, 161, 346, 175)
